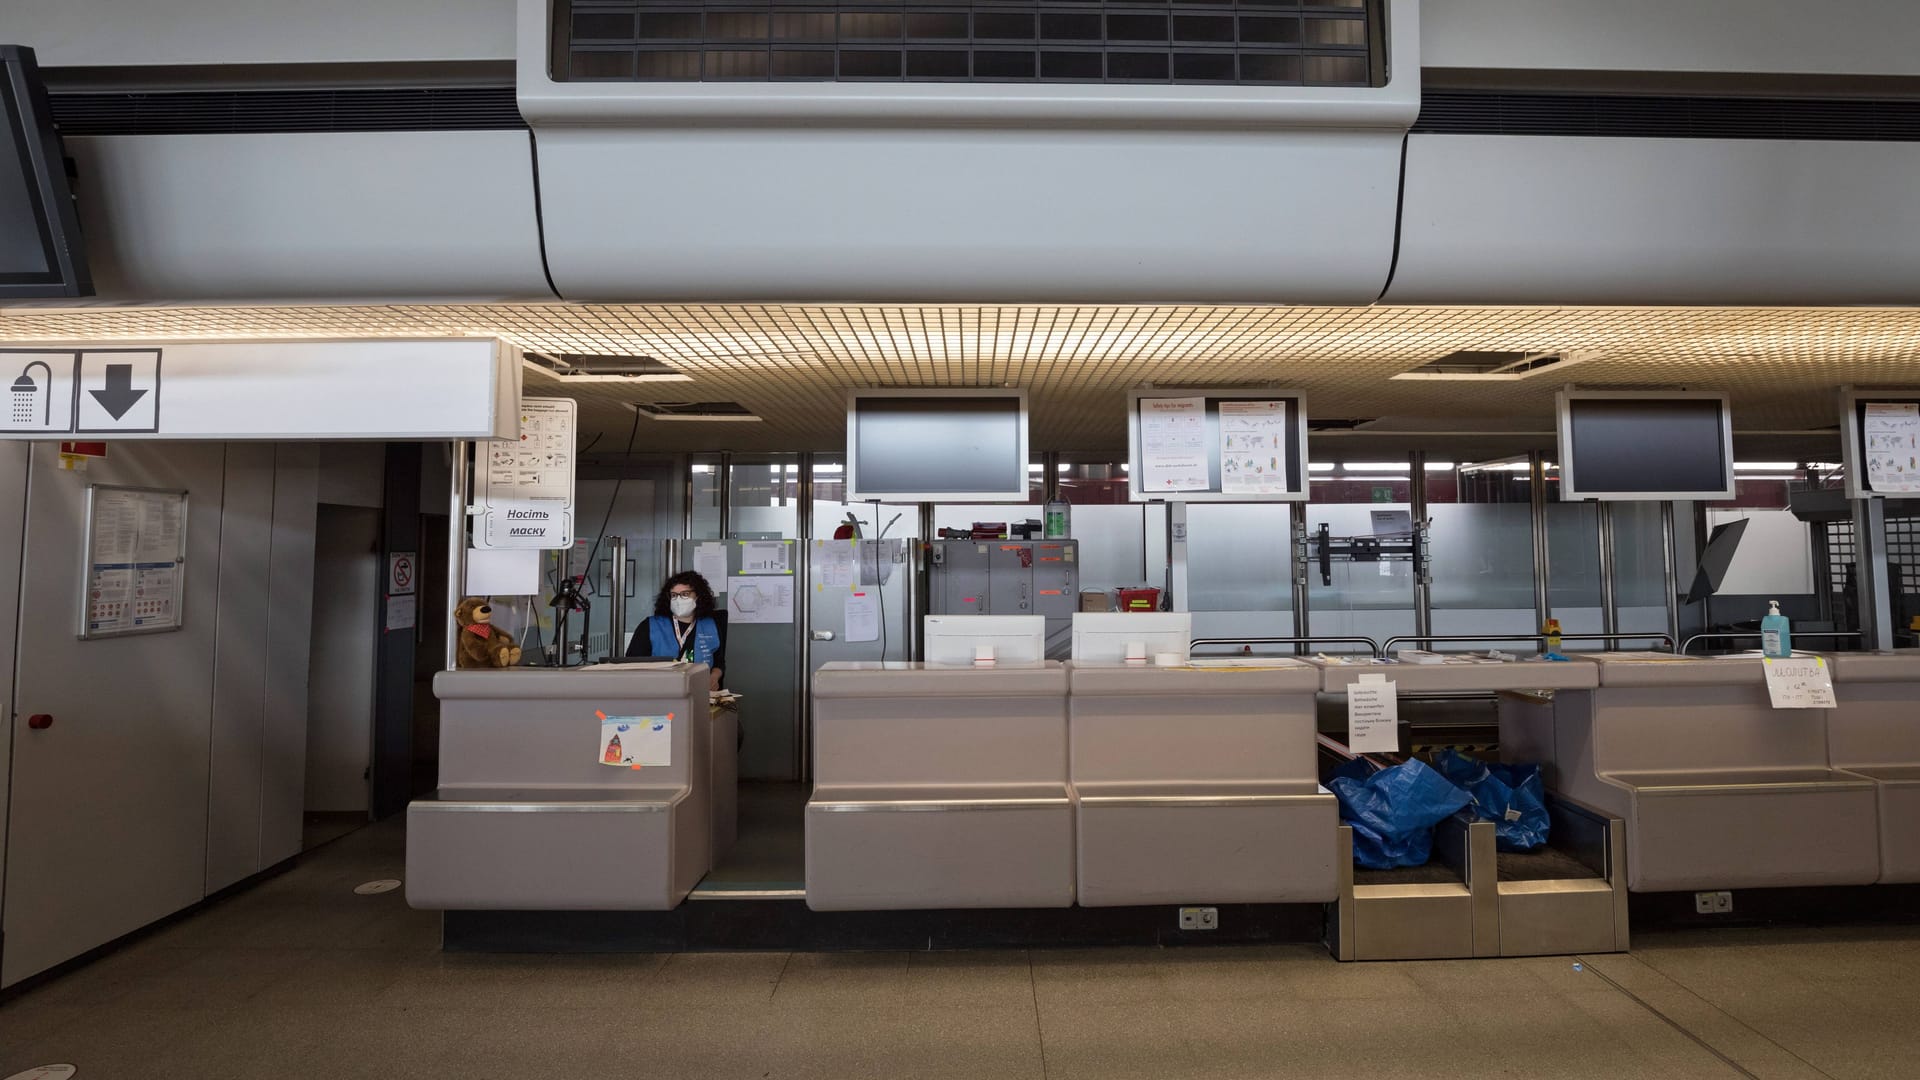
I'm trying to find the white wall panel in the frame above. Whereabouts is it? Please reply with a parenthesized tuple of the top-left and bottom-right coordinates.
(3, 443, 226, 987)
(205, 444, 277, 893)
(1386, 135, 1920, 305)
(67, 132, 550, 303)
(0, 444, 27, 923)
(261, 444, 319, 865)
(8, 0, 514, 67)
(1423, 0, 1920, 77)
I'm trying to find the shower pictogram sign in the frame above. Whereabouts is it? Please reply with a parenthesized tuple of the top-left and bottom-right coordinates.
(1, 350, 78, 434)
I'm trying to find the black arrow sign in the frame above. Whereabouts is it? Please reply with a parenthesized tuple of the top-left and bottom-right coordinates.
(90, 363, 148, 421)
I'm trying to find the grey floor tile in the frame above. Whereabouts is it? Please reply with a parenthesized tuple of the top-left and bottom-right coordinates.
(1155, 944, 1329, 1003)
(769, 950, 912, 1009)
(902, 949, 1036, 1008)
(651, 950, 791, 1007)
(1579, 954, 1831, 1080)
(372, 951, 670, 1011)
(1029, 946, 1178, 1007)
(1035, 1000, 1206, 1080)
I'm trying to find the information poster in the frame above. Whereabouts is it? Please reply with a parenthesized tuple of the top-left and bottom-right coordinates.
(1139, 396, 1209, 492)
(83, 486, 188, 638)
(729, 574, 795, 624)
(740, 540, 791, 575)
(845, 591, 880, 642)
(1764, 657, 1837, 710)
(1864, 402, 1920, 493)
(475, 397, 577, 549)
(1218, 400, 1291, 496)
(816, 539, 857, 589)
(1346, 675, 1400, 754)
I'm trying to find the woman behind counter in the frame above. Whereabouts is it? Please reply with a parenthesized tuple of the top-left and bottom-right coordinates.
(627, 570, 726, 691)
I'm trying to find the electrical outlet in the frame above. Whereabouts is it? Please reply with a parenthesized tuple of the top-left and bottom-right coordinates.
(1178, 906, 1218, 931)
(1694, 891, 1734, 914)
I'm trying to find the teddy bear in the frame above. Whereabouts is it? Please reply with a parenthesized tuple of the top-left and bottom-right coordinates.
(454, 597, 522, 669)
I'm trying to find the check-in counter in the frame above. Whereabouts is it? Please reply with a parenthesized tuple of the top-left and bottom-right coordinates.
(1826, 651, 1920, 884)
(1505, 652, 1878, 892)
(805, 662, 1074, 911)
(1067, 660, 1335, 906)
(1318, 655, 1626, 961)
(406, 664, 712, 910)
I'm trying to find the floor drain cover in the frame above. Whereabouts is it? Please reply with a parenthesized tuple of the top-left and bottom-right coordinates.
(5, 1066, 78, 1080)
(354, 879, 402, 895)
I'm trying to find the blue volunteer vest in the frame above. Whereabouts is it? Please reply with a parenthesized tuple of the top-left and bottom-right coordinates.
(649, 615, 720, 666)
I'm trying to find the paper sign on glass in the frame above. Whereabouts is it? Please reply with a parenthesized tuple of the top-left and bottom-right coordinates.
(1763, 657, 1836, 710)
(1138, 396, 1209, 492)
(598, 714, 672, 767)
(694, 542, 730, 593)
(741, 540, 791, 574)
(1217, 400, 1291, 496)
(1346, 674, 1399, 754)
(845, 591, 880, 643)
(729, 574, 795, 624)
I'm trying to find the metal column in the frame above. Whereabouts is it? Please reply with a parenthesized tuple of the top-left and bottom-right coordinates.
(1853, 496, 1897, 650)
(1410, 451, 1432, 641)
(1528, 451, 1551, 628)
(716, 450, 734, 538)
(795, 452, 814, 781)
(1660, 501, 1681, 652)
(606, 535, 628, 662)
(444, 440, 470, 672)
(1167, 502, 1189, 612)
(1290, 501, 1310, 653)
(1597, 502, 1619, 650)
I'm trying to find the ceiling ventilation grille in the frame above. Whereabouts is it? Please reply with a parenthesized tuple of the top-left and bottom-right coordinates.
(634, 401, 762, 421)
(1392, 350, 1586, 382)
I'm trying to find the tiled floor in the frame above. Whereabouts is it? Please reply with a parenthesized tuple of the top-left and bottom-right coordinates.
(2, 819, 1915, 1080)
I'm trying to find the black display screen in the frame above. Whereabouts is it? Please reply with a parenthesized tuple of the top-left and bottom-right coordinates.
(852, 395, 1027, 498)
(0, 46, 89, 296)
(1566, 396, 1731, 496)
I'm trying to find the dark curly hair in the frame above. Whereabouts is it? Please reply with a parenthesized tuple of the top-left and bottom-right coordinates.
(653, 570, 717, 621)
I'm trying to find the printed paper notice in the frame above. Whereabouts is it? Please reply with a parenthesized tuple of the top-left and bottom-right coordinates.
(1764, 656, 1837, 710)
(1218, 400, 1291, 496)
(817, 540, 857, 589)
(385, 594, 417, 632)
(845, 591, 880, 643)
(85, 487, 187, 638)
(741, 540, 791, 574)
(599, 714, 672, 768)
(694, 542, 730, 593)
(1139, 396, 1209, 493)
(729, 574, 794, 624)
(1346, 674, 1399, 754)
(1864, 403, 1920, 493)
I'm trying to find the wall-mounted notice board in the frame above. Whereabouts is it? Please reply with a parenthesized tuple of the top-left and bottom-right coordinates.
(1126, 389, 1310, 502)
(79, 485, 188, 639)
(1841, 389, 1920, 499)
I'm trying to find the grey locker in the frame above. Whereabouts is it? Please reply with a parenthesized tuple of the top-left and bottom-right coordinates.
(928, 540, 1077, 659)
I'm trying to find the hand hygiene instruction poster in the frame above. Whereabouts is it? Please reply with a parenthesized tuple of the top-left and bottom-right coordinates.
(1864, 402, 1920, 493)
(1138, 396, 1208, 492)
(1218, 400, 1290, 496)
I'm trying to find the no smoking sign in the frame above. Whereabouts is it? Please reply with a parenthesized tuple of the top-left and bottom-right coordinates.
(388, 552, 417, 596)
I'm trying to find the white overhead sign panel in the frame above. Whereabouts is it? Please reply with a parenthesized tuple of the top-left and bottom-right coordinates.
(0, 338, 519, 440)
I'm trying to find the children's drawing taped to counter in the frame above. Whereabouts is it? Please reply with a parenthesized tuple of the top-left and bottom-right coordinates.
(597, 710, 672, 768)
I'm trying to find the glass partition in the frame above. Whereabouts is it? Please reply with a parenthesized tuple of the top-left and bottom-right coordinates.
(1428, 459, 1538, 650)
(1306, 459, 1414, 652)
(1610, 500, 1672, 648)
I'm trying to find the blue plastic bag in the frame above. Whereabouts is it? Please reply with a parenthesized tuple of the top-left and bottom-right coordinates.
(1431, 749, 1550, 852)
(1328, 758, 1473, 869)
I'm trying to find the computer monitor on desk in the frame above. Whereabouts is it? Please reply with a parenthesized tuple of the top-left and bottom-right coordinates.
(1071, 612, 1191, 663)
(923, 615, 1046, 666)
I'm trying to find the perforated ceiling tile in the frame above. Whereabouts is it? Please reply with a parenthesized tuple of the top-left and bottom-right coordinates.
(5, 303, 1920, 452)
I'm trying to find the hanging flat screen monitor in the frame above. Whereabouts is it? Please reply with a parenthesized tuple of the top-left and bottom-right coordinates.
(1557, 391, 1735, 501)
(1, 46, 90, 298)
(1126, 389, 1309, 502)
(847, 389, 1029, 503)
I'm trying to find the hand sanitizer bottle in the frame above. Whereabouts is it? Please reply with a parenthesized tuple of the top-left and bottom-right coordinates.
(1761, 600, 1792, 658)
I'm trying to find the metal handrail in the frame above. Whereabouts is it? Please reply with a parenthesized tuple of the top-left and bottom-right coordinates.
(1380, 632, 1674, 654)
(1679, 630, 1863, 656)
(1189, 635, 1382, 657)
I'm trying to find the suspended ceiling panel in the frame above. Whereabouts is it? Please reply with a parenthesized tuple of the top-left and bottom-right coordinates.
(4, 303, 1918, 453)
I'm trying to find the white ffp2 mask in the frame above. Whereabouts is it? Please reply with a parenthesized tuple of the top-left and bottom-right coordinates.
(669, 596, 697, 619)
